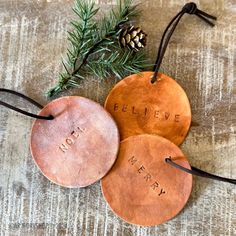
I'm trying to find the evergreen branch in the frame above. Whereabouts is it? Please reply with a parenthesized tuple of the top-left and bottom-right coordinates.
(99, 0, 139, 39)
(86, 49, 151, 79)
(47, 0, 146, 98)
(71, 2, 98, 69)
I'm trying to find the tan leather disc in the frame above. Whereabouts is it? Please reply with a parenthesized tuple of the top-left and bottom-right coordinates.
(30, 96, 119, 188)
(101, 134, 192, 226)
(105, 71, 191, 145)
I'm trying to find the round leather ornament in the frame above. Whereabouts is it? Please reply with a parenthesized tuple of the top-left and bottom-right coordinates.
(30, 96, 119, 188)
(105, 71, 191, 146)
(101, 134, 192, 226)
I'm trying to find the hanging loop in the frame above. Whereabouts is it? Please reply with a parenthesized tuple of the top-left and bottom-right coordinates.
(166, 157, 236, 185)
(0, 88, 54, 120)
(152, 2, 217, 83)
(183, 2, 197, 14)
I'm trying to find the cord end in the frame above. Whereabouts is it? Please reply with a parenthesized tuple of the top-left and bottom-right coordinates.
(47, 115, 54, 120)
(183, 2, 217, 27)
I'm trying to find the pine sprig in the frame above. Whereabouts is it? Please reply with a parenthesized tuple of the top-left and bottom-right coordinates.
(86, 49, 149, 79)
(47, 0, 149, 98)
(98, 0, 139, 39)
(69, 1, 99, 69)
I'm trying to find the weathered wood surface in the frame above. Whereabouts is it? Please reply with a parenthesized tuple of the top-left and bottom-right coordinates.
(0, 0, 235, 235)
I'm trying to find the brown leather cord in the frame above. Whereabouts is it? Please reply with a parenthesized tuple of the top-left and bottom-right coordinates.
(160, 4, 234, 186)
(166, 157, 236, 185)
(0, 88, 54, 120)
(152, 2, 217, 83)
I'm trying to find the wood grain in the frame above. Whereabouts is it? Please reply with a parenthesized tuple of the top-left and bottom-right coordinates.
(0, 0, 235, 235)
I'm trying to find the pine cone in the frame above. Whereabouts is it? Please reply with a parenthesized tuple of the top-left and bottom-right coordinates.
(119, 26, 147, 51)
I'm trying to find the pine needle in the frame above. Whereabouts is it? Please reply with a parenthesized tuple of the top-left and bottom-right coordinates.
(47, 0, 149, 98)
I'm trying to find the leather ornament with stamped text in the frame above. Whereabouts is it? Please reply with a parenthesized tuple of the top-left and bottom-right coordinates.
(101, 134, 193, 226)
(31, 96, 119, 187)
(105, 2, 217, 146)
(101, 133, 236, 226)
(0, 90, 119, 188)
(105, 71, 191, 145)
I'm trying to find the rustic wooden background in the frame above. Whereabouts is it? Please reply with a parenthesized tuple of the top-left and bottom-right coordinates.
(0, 0, 235, 235)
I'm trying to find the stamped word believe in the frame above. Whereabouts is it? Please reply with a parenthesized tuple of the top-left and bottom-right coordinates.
(59, 126, 85, 153)
(128, 156, 166, 196)
(113, 103, 180, 122)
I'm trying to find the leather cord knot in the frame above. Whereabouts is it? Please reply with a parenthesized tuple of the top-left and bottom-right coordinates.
(152, 2, 217, 83)
(183, 2, 197, 14)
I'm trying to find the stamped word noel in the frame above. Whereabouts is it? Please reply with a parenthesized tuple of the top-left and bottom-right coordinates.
(113, 103, 180, 122)
(59, 126, 85, 153)
(128, 156, 166, 197)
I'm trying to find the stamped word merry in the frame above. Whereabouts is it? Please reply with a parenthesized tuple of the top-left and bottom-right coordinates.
(59, 126, 85, 153)
(113, 103, 180, 122)
(128, 156, 166, 196)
